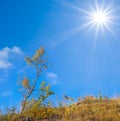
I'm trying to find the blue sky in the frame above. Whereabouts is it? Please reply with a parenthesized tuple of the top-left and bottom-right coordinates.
(1, 0, 120, 108)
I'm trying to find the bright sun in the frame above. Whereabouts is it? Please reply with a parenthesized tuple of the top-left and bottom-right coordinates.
(59, 0, 117, 40)
(92, 11, 107, 25)
(89, 8, 112, 32)
(80, 1, 115, 36)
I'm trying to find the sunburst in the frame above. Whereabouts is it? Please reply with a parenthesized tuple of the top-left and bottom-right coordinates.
(81, 1, 115, 36)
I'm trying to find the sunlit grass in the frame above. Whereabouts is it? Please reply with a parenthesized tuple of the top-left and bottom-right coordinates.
(1, 96, 120, 121)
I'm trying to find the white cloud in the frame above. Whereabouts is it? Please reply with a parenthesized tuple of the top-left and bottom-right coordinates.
(47, 72, 58, 85)
(0, 60, 12, 69)
(11, 46, 23, 54)
(0, 46, 23, 69)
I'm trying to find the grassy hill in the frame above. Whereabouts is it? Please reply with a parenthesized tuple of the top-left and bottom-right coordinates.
(1, 96, 120, 121)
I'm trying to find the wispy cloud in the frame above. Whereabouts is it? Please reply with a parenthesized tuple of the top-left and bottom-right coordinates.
(1, 91, 12, 97)
(46, 72, 58, 85)
(18, 66, 29, 74)
(0, 70, 10, 82)
(0, 46, 23, 70)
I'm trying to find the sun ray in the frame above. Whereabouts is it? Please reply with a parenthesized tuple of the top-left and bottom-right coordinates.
(104, 23, 114, 35)
(81, 1, 116, 35)
(80, 20, 96, 30)
(55, 0, 118, 46)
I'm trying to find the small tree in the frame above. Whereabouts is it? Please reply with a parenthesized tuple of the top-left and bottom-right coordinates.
(19, 47, 54, 113)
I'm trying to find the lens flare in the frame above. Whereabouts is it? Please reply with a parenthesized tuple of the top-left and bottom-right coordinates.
(92, 11, 107, 24)
(76, 1, 116, 37)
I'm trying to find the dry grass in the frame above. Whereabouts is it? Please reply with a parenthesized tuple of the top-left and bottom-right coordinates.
(1, 96, 120, 121)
